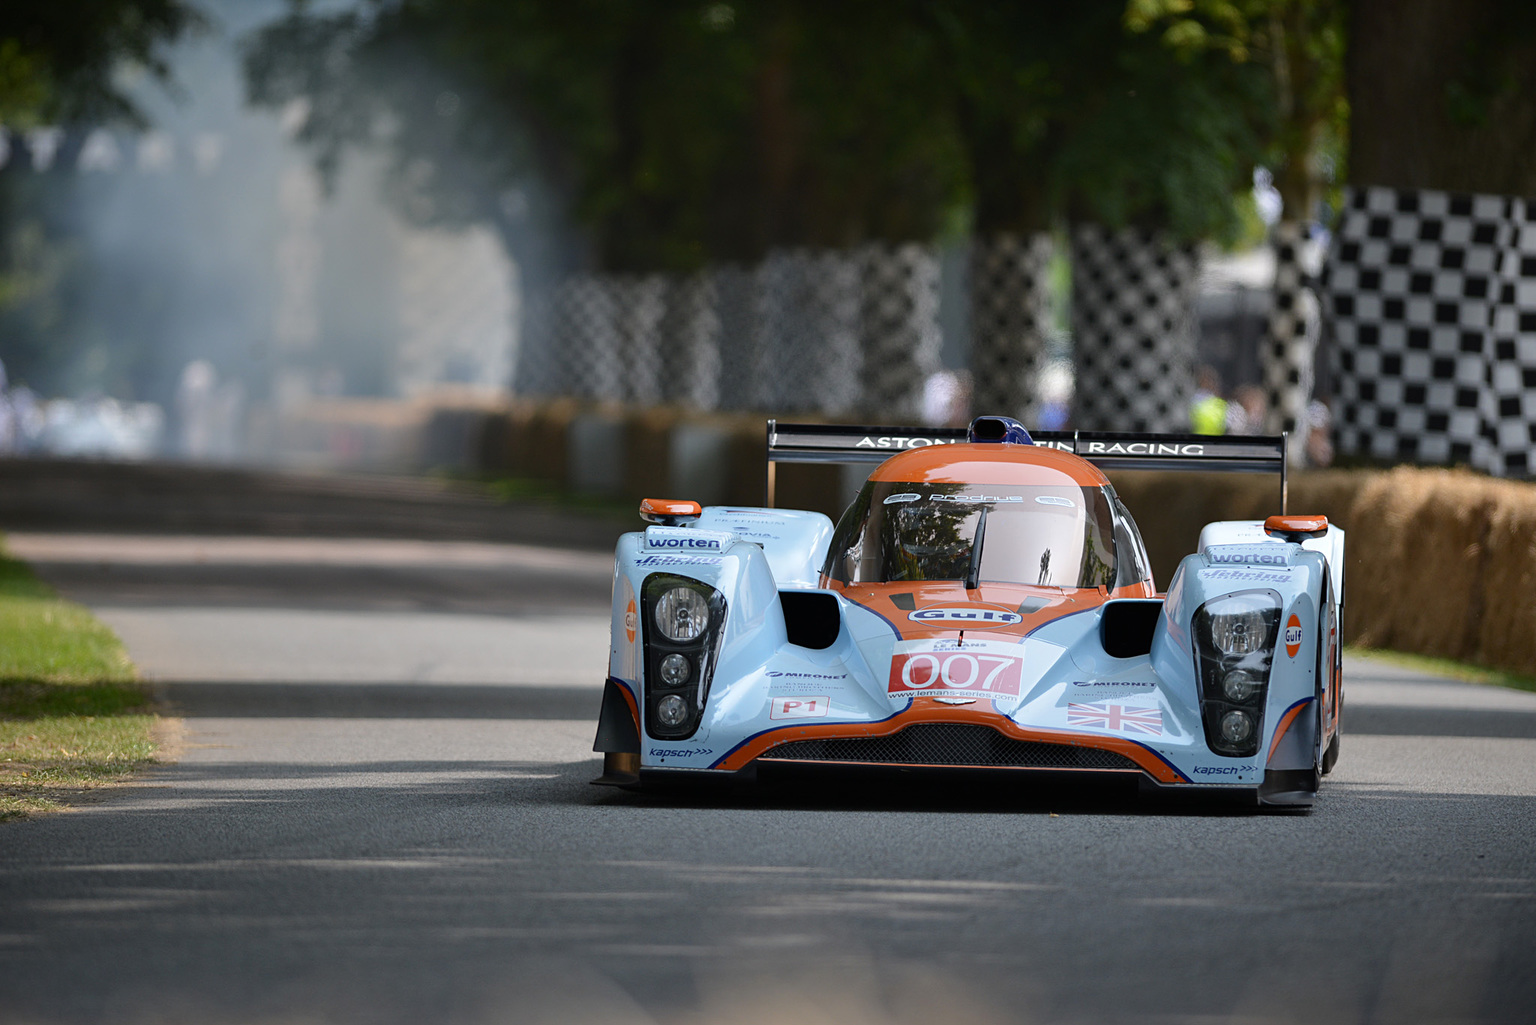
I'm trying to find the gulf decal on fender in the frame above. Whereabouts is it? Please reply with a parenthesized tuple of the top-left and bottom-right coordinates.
(625, 599, 637, 644)
(1284, 614, 1303, 658)
(709, 703, 1189, 783)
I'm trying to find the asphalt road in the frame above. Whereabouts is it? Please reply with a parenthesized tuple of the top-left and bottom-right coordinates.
(3, 530, 1536, 1025)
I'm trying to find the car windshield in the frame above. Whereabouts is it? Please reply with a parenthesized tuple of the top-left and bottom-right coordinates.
(822, 480, 1117, 588)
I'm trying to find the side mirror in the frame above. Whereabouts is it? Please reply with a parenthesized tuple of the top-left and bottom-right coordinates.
(639, 498, 703, 526)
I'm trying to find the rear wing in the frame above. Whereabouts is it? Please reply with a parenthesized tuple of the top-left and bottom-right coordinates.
(765, 420, 1288, 512)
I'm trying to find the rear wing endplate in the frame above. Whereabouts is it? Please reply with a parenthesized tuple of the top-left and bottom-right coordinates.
(765, 420, 1288, 512)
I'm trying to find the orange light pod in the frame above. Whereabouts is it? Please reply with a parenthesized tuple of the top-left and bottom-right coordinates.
(1264, 514, 1328, 539)
(639, 498, 703, 524)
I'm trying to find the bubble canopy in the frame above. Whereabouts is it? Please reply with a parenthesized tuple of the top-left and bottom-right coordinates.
(822, 479, 1119, 589)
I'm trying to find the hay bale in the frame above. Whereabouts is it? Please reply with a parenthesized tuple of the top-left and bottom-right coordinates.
(623, 406, 683, 501)
(1108, 471, 1283, 587)
(1470, 477, 1536, 675)
(525, 398, 582, 487)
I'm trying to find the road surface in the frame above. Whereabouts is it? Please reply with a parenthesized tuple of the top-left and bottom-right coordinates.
(2, 530, 1535, 1025)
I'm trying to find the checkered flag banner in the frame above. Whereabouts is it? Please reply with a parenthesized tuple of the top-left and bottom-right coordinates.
(860, 242, 942, 420)
(611, 274, 667, 405)
(511, 283, 559, 396)
(511, 243, 944, 419)
(970, 232, 1054, 422)
(1070, 225, 1200, 432)
(658, 271, 721, 410)
(712, 264, 757, 411)
(751, 249, 862, 414)
(1487, 200, 1536, 476)
(553, 275, 624, 401)
(1324, 185, 1536, 474)
(1264, 221, 1323, 463)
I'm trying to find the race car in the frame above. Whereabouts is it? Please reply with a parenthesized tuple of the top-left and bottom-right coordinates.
(592, 416, 1344, 807)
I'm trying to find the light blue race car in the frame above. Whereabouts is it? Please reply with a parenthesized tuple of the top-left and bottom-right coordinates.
(593, 417, 1344, 807)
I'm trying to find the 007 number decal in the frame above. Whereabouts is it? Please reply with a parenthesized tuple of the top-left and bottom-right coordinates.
(888, 652, 1023, 697)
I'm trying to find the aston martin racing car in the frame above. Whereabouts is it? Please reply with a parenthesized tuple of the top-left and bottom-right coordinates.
(593, 416, 1344, 807)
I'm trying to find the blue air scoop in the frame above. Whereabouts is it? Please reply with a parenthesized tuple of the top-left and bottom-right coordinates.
(967, 416, 1034, 445)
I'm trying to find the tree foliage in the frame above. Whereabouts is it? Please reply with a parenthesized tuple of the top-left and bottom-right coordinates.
(1122, 0, 1346, 224)
(245, 0, 970, 274)
(246, 0, 1286, 261)
(0, 1, 202, 129)
(1349, 0, 1536, 197)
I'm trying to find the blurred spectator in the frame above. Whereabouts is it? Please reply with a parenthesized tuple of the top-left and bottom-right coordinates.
(1190, 365, 1228, 435)
(1227, 385, 1267, 436)
(1304, 399, 1334, 468)
(209, 379, 246, 462)
(40, 397, 163, 459)
(1036, 360, 1073, 432)
(922, 369, 972, 427)
(176, 359, 218, 459)
(9, 387, 45, 452)
(0, 359, 14, 454)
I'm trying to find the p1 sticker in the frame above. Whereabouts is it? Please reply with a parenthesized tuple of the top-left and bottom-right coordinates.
(770, 696, 830, 720)
(1284, 613, 1303, 658)
(624, 599, 637, 644)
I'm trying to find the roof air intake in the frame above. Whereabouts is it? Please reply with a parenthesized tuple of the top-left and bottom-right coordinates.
(967, 416, 1034, 445)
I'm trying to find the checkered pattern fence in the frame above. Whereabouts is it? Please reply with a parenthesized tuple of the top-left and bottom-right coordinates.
(1324, 185, 1536, 474)
(612, 275, 667, 406)
(1070, 225, 1201, 432)
(519, 245, 941, 417)
(1262, 221, 1322, 460)
(859, 243, 942, 420)
(969, 232, 1054, 421)
(711, 264, 756, 411)
(753, 249, 862, 414)
(554, 275, 625, 401)
(658, 272, 720, 410)
(1487, 201, 1536, 476)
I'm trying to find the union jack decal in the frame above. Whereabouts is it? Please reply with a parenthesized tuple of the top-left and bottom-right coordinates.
(1067, 702, 1163, 736)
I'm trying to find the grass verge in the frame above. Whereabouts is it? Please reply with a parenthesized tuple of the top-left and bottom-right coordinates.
(0, 543, 157, 821)
(1346, 645, 1536, 694)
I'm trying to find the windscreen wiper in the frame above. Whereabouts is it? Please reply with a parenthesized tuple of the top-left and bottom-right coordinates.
(965, 504, 988, 591)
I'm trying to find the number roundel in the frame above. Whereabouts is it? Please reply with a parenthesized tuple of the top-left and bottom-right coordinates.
(889, 650, 1024, 697)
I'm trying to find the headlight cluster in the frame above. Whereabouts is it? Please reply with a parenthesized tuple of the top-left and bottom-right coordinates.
(641, 574, 727, 739)
(1192, 591, 1280, 758)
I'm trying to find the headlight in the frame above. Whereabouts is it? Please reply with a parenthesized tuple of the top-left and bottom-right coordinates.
(641, 574, 727, 740)
(656, 694, 690, 727)
(1219, 709, 1254, 743)
(655, 586, 709, 642)
(659, 653, 691, 685)
(1221, 668, 1260, 702)
(1206, 594, 1272, 655)
(1192, 590, 1281, 759)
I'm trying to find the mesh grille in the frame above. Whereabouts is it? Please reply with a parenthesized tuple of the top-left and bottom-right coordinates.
(760, 724, 1142, 771)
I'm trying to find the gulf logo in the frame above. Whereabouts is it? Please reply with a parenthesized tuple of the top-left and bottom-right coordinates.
(1284, 613, 1303, 658)
(907, 605, 1023, 628)
(625, 598, 637, 644)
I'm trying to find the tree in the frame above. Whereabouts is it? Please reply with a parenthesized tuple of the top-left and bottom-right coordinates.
(243, 0, 968, 276)
(0, 2, 201, 393)
(0, 1, 201, 128)
(1349, 0, 1536, 197)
